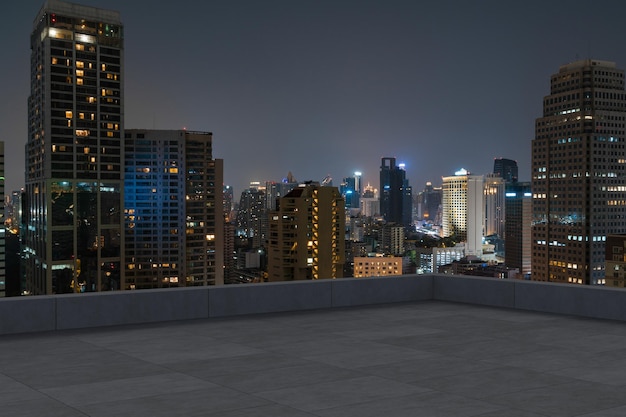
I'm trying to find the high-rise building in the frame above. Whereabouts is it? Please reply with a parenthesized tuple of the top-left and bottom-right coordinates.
(379, 157, 412, 229)
(360, 184, 379, 217)
(236, 184, 267, 248)
(265, 174, 298, 210)
(493, 158, 518, 183)
(484, 174, 505, 238)
(380, 223, 404, 256)
(124, 130, 224, 288)
(532, 59, 626, 285)
(442, 169, 484, 256)
(416, 182, 442, 224)
(505, 182, 532, 279)
(25, 1, 124, 294)
(267, 182, 345, 281)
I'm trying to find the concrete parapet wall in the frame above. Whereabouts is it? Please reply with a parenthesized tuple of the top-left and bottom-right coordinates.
(514, 279, 626, 321)
(55, 287, 209, 330)
(331, 275, 432, 307)
(433, 274, 515, 308)
(209, 280, 333, 317)
(4, 275, 626, 335)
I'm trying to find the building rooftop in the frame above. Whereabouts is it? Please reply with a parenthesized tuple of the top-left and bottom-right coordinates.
(3, 298, 626, 416)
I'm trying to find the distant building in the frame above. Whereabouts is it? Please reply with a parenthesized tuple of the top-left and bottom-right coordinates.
(360, 184, 379, 217)
(605, 235, 626, 287)
(505, 182, 532, 279)
(267, 182, 345, 281)
(493, 158, 518, 183)
(265, 172, 298, 210)
(416, 182, 442, 224)
(484, 174, 505, 238)
(380, 223, 404, 256)
(236, 184, 267, 248)
(442, 169, 484, 256)
(124, 130, 224, 289)
(353, 255, 402, 277)
(379, 157, 412, 230)
(532, 59, 626, 284)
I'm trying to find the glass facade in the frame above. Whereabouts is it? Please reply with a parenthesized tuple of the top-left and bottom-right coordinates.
(25, 2, 124, 294)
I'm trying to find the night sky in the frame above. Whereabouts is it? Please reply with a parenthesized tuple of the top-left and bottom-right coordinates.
(4, 0, 626, 196)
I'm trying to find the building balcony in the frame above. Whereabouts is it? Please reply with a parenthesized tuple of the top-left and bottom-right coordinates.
(2, 275, 626, 415)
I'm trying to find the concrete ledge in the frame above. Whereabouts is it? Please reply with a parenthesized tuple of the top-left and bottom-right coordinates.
(55, 287, 209, 330)
(6, 275, 626, 335)
(433, 274, 515, 308)
(209, 280, 333, 317)
(0, 296, 56, 334)
(514, 280, 626, 321)
(331, 275, 432, 307)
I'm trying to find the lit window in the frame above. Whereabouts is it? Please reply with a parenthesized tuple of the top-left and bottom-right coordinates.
(76, 78, 83, 85)
(51, 57, 58, 65)
(76, 61, 84, 69)
(101, 63, 106, 71)
(65, 111, 72, 118)
(76, 44, 84, 51)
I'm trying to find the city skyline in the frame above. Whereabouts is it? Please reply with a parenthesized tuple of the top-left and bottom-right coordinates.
(4, 0, 626, 195)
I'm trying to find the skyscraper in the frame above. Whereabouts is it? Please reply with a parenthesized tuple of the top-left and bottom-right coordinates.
(267, 182, 345, 281)
(532, 59, 626, 284)
(379, 157, 412, 229)
(442, 169, 484, 256)
(124, 130, 224, 289)
(484, 174, 505, 238)
(25, 1, 124, 294)
(505, 182, 532, 279)
(493, 158, 518, 183)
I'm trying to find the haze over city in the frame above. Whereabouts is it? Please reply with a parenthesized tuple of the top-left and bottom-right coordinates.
(4, 0, 626, 195)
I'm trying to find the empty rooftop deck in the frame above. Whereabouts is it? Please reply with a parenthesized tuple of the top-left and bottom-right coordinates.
(3, 275, 626, 416)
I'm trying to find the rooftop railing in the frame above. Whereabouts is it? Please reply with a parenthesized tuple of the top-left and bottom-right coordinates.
(2, 274, 626, 335)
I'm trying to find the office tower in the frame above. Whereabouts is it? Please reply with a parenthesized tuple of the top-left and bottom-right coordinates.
(25, 1, 124, 294)
(125, 130, 224, 288)
(442, 169, 484, 256)
(605, 235, 626, 287)
(379, 157, 412, 229)
(360, 184, 379, 217)
(223, 185, 234, 222)
(223, 222, 236, 283)
(416, 182, 442, 224)
(265, 174, 298, 210)
(236, 184, 267, 248)
(340, 172, 362, 210)
(532, 59, 626, 284)
(380, 223, 404, 256)
(493, 158, 518, 183)
(505, 182, 532, 279)
(484, 174, 505, 238)
(267, 182, 345, 281)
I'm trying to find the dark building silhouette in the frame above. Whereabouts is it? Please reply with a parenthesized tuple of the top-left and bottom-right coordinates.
(493, 158, 518, 183)
(379, 157, 412, 230)
(532, 59, 626, 284)
(504, 182, 531, 279)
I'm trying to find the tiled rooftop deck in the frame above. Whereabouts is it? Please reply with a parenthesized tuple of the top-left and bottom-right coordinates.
(3, 300, 626, 416)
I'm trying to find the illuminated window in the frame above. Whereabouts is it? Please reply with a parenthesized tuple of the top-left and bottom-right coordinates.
(51, 57, 58, 65)
(65, 111, 72, 118)
(88, 96, 96, 103)
(107, 131, 114, 137)
(78, 113, 85, 119)
(101, 63, 106, 71)
(76, 69, 84, 77)
(76, 61, 84, 69)
(76, 78, 83, 85)
(76, 44, 84, 51)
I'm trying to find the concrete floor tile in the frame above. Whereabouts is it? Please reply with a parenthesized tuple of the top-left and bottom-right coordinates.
(255, 375, 429, 412)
